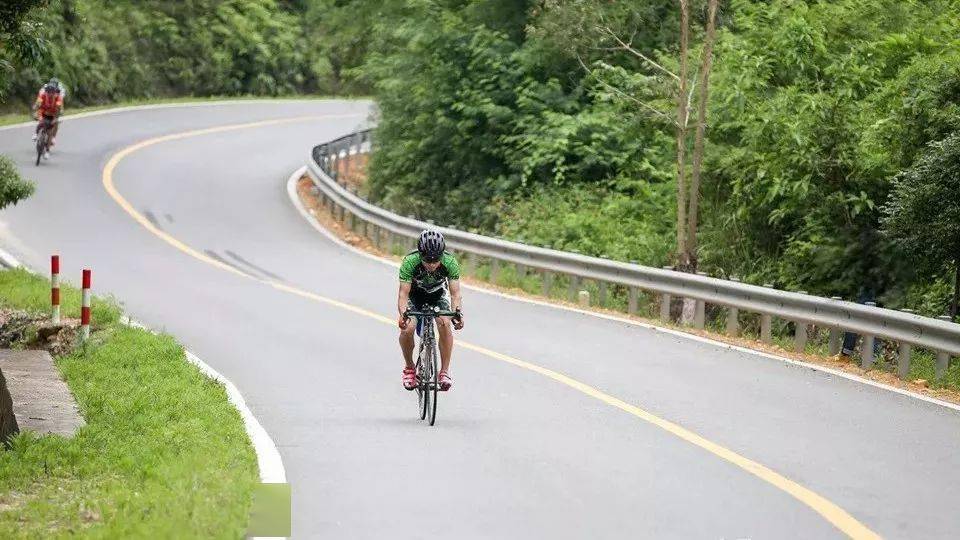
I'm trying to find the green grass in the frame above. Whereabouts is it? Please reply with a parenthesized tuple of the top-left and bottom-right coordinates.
(0, 268, 258, 538)
(0, 93, 372, 127)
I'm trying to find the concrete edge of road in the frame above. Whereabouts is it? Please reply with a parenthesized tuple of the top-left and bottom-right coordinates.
(0, 245, 288, 485)
(0, 98, 365, 132)
(286, 166, 960, 414)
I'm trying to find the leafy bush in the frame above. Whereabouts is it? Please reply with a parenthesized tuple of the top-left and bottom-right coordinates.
(0, 155, 34, 210)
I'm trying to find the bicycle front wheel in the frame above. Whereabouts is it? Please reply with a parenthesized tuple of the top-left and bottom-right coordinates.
(416, 359, 428, 420)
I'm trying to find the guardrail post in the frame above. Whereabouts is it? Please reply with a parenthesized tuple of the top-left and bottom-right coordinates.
(760, 284, 774, 343)
(578, 290, 590, 308)
(383, 230, 394, 253)
(542, 270, 553, 297)
(936, 351, 951, 379)
(794, 322, 808, 352)
(861, 302, 877, 369)
(693, 272, 707, 329)
(628, 286, 638, 315)
(828, 296, 843, 355)
(660, 266, 673, 322)
(898, 343, 912, 380)
(568, 276, 581, 302)
(726, 306, 739, 336)
(489, 258, 499, 285)
(694, 300, 705, 329)
(516, 263, 526, 285)
(861, 334, 876, 369)
(725, 277, 740, 336)
(464, 253, 476, 276)
(936, 315, 952, 378)
(760, 314, 773, 344)
(895, 309, 915, 379)
(373, 225, 382, 249)
(598, 281, 608, 307)
(660, 293, 671, 322)
(794, 291, 809, 352)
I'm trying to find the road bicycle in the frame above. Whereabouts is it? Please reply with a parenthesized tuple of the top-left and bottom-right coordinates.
(404, 306, 460, 426)
(35, 116, 55, 166)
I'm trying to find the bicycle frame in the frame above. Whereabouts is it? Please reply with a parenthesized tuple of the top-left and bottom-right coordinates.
(405, 307, 458, 425)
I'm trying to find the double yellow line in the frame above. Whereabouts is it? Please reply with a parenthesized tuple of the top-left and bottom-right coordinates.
(101, 114, 880, 539)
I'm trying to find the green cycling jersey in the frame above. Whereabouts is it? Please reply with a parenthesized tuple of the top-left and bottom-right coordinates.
(399, 251, 461, 295)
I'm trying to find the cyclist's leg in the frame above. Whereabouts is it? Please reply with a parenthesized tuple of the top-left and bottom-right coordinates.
(434, 289, 454, 374)
(437, 316, 453, 373)
(47, 116, 58, 146)
(399, 297, 417, 368)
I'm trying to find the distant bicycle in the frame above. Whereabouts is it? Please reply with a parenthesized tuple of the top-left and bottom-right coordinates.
(405, 306, 459, 426)
(35, 116, 55, 166)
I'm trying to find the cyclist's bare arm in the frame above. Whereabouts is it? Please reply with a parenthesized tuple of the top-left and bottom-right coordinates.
(449, 279, 462, 312)
(397, 281, 412, 328)
(449, 279, 464, 329)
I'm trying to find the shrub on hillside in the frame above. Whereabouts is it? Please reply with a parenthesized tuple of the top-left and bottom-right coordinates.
(0, 155, 34, 210)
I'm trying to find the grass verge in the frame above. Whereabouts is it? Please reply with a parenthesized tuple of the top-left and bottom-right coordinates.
(0, 268, 257, 538)
(0, 94, 371, 127)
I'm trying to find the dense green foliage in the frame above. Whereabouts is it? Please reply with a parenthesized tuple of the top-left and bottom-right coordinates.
(365, 0, 960, 315)
(0, 155, 35, 210)
(0, 0, 374, 108)
(882, 133, 960, 315)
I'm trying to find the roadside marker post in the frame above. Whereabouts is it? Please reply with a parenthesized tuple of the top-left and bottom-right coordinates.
(51, 255, 61, 323)
(80, 269, 91, 341)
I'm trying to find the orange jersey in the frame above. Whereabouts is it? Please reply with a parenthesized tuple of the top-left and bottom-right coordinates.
(36, 89, 64, 116)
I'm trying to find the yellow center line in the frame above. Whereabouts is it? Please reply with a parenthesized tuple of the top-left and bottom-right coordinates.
(101, 115, 881, 539)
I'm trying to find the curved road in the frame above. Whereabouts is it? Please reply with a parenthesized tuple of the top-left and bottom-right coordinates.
(1, 101, 958, 539)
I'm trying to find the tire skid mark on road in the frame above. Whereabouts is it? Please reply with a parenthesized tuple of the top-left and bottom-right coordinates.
(102, 116, 880, 540)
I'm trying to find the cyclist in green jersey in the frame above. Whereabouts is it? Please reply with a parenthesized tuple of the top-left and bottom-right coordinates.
(398, 230, 464, 391)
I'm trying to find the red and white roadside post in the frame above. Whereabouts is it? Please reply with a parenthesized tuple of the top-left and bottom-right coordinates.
(80, 269, 91, 341)
(51, 255, 61, 324)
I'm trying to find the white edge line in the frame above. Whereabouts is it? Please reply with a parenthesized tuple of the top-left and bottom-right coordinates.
(0, 245, 288, 481)
(0, 98, 369, 132)
(287, 167, 960, 414)
(0, 247, 21, 268)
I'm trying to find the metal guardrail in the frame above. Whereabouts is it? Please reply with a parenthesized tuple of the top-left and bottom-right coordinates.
(306, 131, 960, 378)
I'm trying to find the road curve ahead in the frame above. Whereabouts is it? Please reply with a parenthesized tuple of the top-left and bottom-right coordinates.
(1, 101, 958, 539)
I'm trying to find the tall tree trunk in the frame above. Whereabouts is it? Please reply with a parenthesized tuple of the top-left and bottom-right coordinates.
(675, 0, 691, 270)
(685, 0, 719, 272)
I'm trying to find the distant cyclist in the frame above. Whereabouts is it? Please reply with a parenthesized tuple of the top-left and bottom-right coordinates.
(398, 230, 464, 391)
(31, 78, 65, 158)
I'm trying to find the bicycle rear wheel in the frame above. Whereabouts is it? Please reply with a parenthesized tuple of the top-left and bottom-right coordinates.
(35, 132, 44, 166)
(426, 333, 439, 426)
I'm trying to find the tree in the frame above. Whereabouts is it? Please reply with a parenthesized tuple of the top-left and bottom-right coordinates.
(685, 0, 719, 267)
(882, 133, 960, 318)
(0, 156, 35, 210)
(0, 0, 49, 99)
(589, 1, 720, 272)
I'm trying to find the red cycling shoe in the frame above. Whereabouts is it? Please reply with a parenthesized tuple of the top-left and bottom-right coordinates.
(438, 370, 453, 391)
(402, 367, 416, 390)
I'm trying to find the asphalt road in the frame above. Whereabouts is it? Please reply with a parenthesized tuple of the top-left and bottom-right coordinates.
(1, 101, 958, 539)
